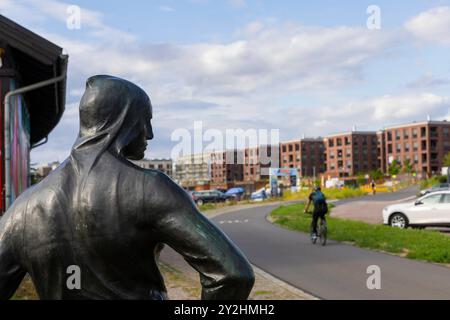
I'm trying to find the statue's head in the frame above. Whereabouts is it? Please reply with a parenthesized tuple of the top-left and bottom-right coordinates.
(77, 75, 153, 160)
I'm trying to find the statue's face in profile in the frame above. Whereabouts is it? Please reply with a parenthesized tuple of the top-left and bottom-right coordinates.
(122, 104, 154, 160)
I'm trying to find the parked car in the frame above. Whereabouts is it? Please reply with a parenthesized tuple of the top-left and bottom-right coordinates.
(191, 190, 234, 206)
(419, 183, 450, 196)
(250, 188, 268, 201)
(225, 187, 245, 201)
(383, 191, 450, 229)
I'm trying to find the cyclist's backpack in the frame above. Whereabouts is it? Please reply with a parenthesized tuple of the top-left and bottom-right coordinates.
(313, 191, 328, 214)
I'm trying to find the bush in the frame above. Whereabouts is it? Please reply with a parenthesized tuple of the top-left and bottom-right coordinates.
(282, 187, 367, 201)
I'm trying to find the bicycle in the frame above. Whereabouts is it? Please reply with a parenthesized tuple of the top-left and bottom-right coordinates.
(311, 217, 327, 246)
(305, 210, 327, 246)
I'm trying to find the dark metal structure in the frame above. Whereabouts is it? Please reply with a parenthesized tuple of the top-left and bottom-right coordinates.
(0, 75, 254, 300)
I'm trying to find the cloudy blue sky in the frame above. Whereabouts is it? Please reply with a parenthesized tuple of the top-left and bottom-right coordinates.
(1, 0, 450, 164)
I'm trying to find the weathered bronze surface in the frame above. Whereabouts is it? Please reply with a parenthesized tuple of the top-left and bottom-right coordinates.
(0, 75, 254, 300)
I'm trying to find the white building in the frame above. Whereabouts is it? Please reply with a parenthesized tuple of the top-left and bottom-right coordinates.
(174, 153, 212, 188)
(133, 159, 173, 177)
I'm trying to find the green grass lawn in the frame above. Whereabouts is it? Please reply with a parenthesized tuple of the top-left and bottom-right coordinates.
(270, 203, 450, 264)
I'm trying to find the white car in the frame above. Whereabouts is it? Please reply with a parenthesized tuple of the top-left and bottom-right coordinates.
(382, 191, 450, 229)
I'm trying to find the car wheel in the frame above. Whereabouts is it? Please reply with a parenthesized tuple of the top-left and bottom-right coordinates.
(197, 199, 204, 206)
(389, 213, 408, 229)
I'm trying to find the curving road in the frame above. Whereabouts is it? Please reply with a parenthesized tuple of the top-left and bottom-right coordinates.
(212, 188, 450, 300)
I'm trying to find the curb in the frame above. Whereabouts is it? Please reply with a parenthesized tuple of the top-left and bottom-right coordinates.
(251, 265, 319, 300)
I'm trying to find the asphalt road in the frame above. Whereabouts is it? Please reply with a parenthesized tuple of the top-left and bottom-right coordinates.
(212, 188, 450, 299)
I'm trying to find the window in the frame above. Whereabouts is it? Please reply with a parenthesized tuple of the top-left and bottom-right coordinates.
(387, 132, 392, 141)
(404, 129, 409, 139)
(442, 194, 450, 203)
(421, 127, 426, 138)
(421, 194, 442, 205)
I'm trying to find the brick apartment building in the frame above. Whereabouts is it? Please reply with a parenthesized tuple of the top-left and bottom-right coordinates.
(243, 145, 279, 183)
(381, 120, 450, 176)
(377, 130, 387, 174)
(210, 150, 244, 188)
(280, 138, 326, 177)
(324, 131, 379, 179)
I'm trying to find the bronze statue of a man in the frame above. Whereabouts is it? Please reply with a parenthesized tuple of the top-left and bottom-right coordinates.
(0, 75, 254, 300)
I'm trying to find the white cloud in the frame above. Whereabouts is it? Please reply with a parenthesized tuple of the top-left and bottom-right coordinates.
(4, 1, 447, 162)
(0, 0, 136, 42)
(405, 6, 450, 45)
(407, 73, 450, 88)
(370, 93, 450, 121)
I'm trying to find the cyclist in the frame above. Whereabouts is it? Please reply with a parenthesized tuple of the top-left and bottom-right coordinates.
(304, 186, 328, 241)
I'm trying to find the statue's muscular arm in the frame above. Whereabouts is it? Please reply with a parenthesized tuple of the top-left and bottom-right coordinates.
(143, 171, 254, 300)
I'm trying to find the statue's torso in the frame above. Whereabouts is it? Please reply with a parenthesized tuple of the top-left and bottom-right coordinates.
(8, 154, 167, 299)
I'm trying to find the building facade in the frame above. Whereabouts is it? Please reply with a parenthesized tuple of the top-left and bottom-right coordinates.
(382, 120, 450, 176)
(210, 150, 244, 188)
(243, 145, 279, 183)
(174, 153, 212, 190)
(377, 130, 387, 174)
(324, 131, 379, 179)
(280, 138, 326, 177)
(133, 159, 173, 177)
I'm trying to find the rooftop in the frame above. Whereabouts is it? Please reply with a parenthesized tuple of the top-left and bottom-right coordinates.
(383, 119, 450, 130)
(0, 14, 68, 145)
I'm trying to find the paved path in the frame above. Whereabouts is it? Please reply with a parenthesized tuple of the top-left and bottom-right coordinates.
(212, 197, 450, 299)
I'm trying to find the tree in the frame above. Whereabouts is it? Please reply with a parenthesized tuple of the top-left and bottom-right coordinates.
(444, 152, 450, 167)
(388, 160, 401, 176)
(370, 169, 383, 181)
(356, 172, 367, 186)
(402, 159, 413, 174)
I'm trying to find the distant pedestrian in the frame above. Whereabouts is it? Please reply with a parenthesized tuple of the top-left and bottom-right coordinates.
(371, 180, 376, 195)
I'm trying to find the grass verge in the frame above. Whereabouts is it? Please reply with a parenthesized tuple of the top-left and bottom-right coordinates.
(270, 203, 450, 264)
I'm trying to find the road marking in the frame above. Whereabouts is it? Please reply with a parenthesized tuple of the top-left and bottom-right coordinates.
(219, 219, 249, 224)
